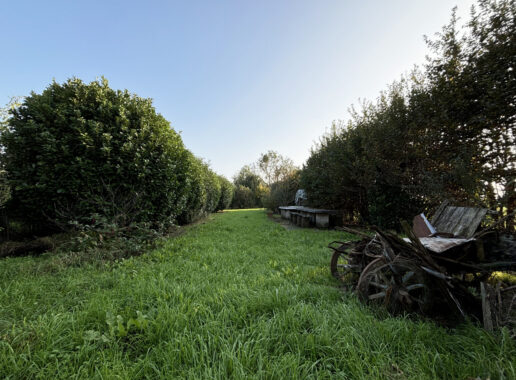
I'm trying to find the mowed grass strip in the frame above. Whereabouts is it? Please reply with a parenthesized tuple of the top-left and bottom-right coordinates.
(0, 209, 514, 379)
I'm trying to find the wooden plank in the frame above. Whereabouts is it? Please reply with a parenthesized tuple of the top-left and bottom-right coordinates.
(278, 206, 339, 214)
(432, 206, 487, 238)
(481, 282, 493, 332)
(430, 200, 450, 225)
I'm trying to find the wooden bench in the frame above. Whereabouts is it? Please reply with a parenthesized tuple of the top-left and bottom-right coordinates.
(279, 206, 339, 228)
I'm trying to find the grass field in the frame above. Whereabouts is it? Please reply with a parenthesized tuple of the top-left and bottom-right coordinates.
(0, 209, 515, 379)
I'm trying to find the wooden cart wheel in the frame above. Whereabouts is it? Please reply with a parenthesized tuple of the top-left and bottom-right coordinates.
(356, 257, 433, 314)
(330, 249, 365, 284)
(330, 250, 353, 281)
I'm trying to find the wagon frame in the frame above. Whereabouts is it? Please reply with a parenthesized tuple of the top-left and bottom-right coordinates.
(329, 203, 516, 330)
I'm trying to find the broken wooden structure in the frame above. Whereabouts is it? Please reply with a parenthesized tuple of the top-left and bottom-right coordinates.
(329, 202, 516, 333)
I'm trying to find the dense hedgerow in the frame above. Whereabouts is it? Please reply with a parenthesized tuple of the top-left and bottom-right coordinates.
(1, 78, 227, 232)
(216, 176, 234, 211)
(178, 152, 209, 225)
(202, 164, 222, 214)
(178, 155, 233, 224)
(301, 0, 515, 229)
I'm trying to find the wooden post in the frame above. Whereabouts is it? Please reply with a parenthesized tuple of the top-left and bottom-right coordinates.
(480, 282, 493, 332)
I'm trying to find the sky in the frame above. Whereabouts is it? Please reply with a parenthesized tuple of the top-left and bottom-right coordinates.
(0, 0, 477, 179)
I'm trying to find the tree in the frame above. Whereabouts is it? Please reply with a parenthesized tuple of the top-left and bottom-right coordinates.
(301, 0, 515, 230)
(262, 170, 300, 212)
(422, 0, 515, 223)
(232, 165, 264, 207)
(232, 151, 299, 210)
(0, 98, 23, 209)
(256, 150, 297, 186)
(231, 185, 255, 209)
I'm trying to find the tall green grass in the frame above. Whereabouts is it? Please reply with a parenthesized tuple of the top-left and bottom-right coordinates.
(0, 209, 514, 379)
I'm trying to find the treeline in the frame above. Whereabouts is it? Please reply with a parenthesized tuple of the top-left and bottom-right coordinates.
(0, 78, 233, 237)
(301, 0, 515, 229)
(230, 151, 300, 211)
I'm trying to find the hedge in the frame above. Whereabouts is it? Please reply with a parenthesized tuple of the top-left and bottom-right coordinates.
(1, 78, 228, 232)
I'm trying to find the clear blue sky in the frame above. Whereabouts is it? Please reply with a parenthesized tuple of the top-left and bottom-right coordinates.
(1, 0, 476, 178)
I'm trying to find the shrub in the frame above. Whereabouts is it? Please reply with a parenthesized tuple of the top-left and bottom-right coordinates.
(231, 185, 255, 209)
(202, 165, 222, 213)
(216, 176, 234, 211)
(1, 78, 191, 231)
(178, 153, 208, 224)
(232, 166, 263, 208)
(263, 171, 300, 213)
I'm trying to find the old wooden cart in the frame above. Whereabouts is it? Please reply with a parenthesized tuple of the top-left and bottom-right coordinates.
(329, 203, 516, 330)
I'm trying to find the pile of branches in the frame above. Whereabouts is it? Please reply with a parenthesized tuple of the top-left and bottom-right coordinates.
(331, 226, 516, 334)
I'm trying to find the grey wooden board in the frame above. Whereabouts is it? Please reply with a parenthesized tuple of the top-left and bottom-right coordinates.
(402, 237, 474, 253)
(431, 206, 487, 238)
(278, 206, 339, 214)
(419, 237, 474, 253)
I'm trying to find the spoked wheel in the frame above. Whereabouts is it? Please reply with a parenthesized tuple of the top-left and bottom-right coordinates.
(330, 248, 365, 284)
(330, 250, 354, 282)
(356, 258, 433, 314)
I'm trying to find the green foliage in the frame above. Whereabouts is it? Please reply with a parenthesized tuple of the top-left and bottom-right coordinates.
(105, 310, 149, 338)
(202, 165, 222, 214)
(302, 0, 516, 229)
(0, 96, 23, 131)
(0, 169, 10, 209)
(231, 152, 298, 210)
(256, 150, 297, 186)
(0, 79, 230, 234)
(178, 155, 228, 223)
(50, 214, 164, 265)
(215, 176, 234, 211)
(1, 78, 192, 231)
(178, 152, 209, 225)
(231, 166, 264, 208)
(233, 165, 262, 192)
(0, 98, 22, 211)
(231, 185, 256, 209)
(263, 170, 300, 212)
(0, 210, 514, 378)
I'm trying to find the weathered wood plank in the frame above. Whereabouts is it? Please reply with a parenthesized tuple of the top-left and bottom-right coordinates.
(481, 282, 494, 332)
(432, 206, 487, 238)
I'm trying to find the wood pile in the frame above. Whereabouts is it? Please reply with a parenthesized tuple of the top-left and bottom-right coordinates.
(330, 224, 516, 335)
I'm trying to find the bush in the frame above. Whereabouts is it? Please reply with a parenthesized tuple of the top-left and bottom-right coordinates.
(216, 176, 234, 211)
(202, 165, 221, 213)
(231, 185, 255, 209)
(178, 156, 226, 223)
(263, 171, 300, 213)
(60, 215, 163, 264)
(1, 78, 191, 231)
(231, 166, 263, 208)
(177, 152, 208, 225)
